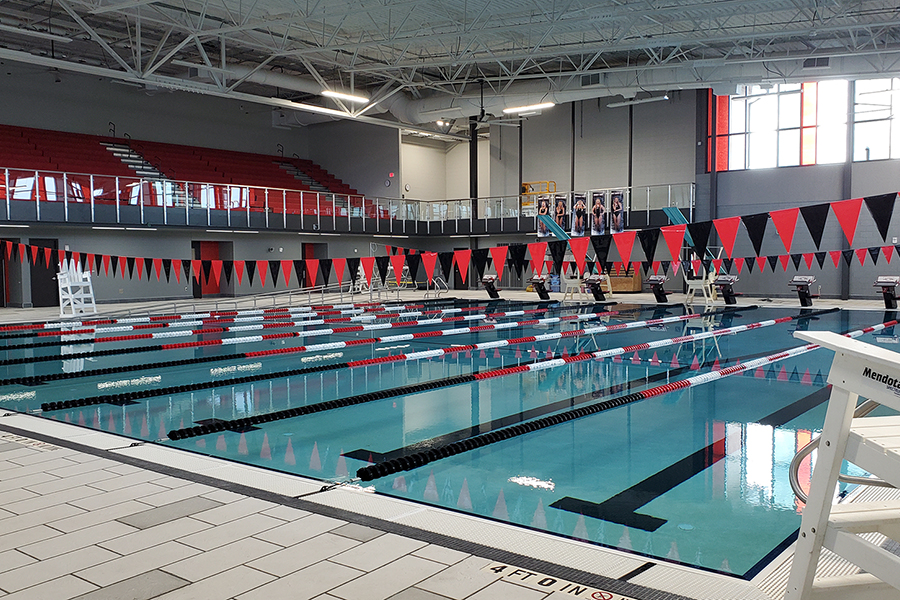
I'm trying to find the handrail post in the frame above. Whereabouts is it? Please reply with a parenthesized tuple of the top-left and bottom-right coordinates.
(63, 172, 69, 222)
(115, 176, 120, 223)
(3, 168, 8, 220)
(139, 178, 144, 223)
(34, 170, 40, 221)
(264, 188, 269, 229)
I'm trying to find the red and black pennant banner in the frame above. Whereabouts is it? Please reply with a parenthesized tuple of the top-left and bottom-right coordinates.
(5, 192, 897, 286)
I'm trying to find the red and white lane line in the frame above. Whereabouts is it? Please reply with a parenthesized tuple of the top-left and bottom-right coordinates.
(0, 300, 468, 332)
(470, 315, 894, 389)
(3, 304, 586, 348)
(346, 307, 802, 370)
(243, 308, 729, 362)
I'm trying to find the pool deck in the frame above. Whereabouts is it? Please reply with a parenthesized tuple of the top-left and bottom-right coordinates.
(0, 290, 891, 600)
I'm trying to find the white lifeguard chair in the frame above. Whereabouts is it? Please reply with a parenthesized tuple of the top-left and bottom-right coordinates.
(785, 331, 900, 600)
(562, 269, 588, 302)
(57, 259, 97, 318)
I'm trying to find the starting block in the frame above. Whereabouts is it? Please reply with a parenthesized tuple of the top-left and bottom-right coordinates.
(583, 274, 607, 301)
(788, 275, 818, 307)
(482, 275, 501, 299)
(713, 275, 740, 305)
(646, 275, 670, 303)
(529, 275, 551, 301)
(875, 276, 900, 309)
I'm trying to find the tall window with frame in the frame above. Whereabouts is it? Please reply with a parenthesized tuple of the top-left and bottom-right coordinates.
(853, 78, 900, 162)
(709, 80, 848, 171)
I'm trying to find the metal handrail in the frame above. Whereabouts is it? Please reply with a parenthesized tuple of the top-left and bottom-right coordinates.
(789, 398, 895, 503)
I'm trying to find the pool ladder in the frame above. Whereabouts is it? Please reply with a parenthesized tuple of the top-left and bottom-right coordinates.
(784, 331, 900, 600)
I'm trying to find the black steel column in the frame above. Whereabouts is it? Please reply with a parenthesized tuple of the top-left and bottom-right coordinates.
(470, 116, 478, 219)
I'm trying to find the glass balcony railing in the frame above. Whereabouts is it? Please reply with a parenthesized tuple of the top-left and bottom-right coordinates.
(0, 167, 694, 233)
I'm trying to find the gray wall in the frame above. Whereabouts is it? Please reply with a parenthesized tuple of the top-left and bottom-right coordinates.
(401, 138, 448, 200)
(307, 121, 400, 199)
(0, 62, 307, 157)
(521, 105, 574, 191)
(631, 91, 697, 187)
(575, 99, 630, 190)
(491, 93, 697, 197)
(489, 123, 521, 198)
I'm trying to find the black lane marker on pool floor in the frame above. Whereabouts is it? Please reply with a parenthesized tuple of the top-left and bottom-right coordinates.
(549, 385, 832, 532)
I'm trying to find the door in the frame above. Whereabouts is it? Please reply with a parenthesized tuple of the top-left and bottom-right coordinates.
(191, 241, 221, 298)
(29, 238, 58, 307)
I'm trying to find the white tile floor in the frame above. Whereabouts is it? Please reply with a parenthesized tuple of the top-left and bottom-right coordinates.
(0, 290, 890, 600)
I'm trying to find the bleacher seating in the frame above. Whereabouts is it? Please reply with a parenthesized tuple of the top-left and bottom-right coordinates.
(0, 125, 361, 214)
(0, 124, 134, 177)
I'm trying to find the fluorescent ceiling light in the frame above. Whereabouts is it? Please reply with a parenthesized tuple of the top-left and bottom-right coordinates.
(205, 229, 258, 234)
(607, 95, 669, 108)
(321, 90, 369, 104)
(92, 226, 124, 230)
(373, 234, 409, 238)
(503, 102, 554, 115)
(298, 232, 340, 236)
(0, 224, 29, 228)
(268, 97, 351, 118)
(126, 227, 157, 231)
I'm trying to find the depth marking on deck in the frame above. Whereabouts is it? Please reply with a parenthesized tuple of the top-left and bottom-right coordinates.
(481, 563, 639, 600)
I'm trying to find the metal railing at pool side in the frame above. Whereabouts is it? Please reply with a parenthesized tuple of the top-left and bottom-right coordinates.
(789, 398, 894, 503)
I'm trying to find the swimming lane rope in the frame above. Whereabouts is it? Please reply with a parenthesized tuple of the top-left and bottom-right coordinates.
(357, 309, 892, 482)
(4, 303, 657, 368)
(37, 305, 709, 410)
(158, 306, 814, 443)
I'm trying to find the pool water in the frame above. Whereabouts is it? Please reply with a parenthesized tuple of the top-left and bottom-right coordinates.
(0, 300, 894, 578)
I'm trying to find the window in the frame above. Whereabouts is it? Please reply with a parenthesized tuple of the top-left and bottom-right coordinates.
(853, 78, 900, 161)
(709, 80, 848, 171)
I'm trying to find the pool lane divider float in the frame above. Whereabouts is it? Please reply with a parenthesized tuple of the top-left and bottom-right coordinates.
(0, 304, 549, 349)
(0, 298, 602, 350)
(157, 306, 811, 443)
(0, 298, 558, 343)
(38, 305, 702, 411)
(361, 308, 900, 483)
(0, 297, 551, 336)
(6, 302, 657, 370)
(7, 305, 651, 386)
(0, 298, 467, 333)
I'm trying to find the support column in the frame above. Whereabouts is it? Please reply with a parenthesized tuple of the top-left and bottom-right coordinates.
(470, 117, 479, 219)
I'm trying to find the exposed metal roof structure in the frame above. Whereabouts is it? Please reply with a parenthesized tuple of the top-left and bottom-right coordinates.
(1, 0, 899, 128)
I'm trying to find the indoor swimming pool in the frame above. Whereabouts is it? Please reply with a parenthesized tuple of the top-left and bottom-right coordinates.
(0, 298, 893, 580)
